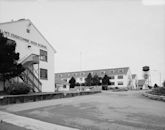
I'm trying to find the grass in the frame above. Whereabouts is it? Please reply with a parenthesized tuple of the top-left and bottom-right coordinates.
(0, 121, 29, 130)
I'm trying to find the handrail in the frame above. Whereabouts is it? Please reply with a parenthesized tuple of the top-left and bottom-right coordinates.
(33, 66, 39, 77)
(27, 66, 39, 78)
(21, 72, 41, 92)
(19, 53, 42, 92)
(21, 54, 39, 65)
(18, 54, 30, 64)
(25, 67, 42, 86)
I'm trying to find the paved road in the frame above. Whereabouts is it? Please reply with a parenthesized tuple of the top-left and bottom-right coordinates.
(1, 90, 165, 130)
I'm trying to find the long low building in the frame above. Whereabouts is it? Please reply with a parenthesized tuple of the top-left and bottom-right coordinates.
(0, 19, 56, 92)
(55, 67, 135, 90)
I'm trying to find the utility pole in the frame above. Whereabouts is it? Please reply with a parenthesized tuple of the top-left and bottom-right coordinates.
(80, 51, 82, 91)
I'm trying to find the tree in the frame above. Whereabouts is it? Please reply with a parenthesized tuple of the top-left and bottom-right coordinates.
(92, 74, 100, 86)
(0, 33, 25, 89)
(102, 74, 110, 85)
(163, 81, 165, 87)
(85, 73, 93, 86)
(69, 77, 76, 88)
(154, 83, 158, 88)
(102, 74, 110, 90)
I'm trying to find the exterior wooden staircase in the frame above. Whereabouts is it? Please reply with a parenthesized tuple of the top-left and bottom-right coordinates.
(19, 54, 42, 92)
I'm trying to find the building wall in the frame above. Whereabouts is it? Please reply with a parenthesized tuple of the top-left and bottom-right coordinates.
(114, 75, 128, 88)
(76, 77, 85, 83)
(108, 73, 132, 88)
(55, 67, 133, 89)
(0, 20, 55, 92)
(56, 84, 70, 91)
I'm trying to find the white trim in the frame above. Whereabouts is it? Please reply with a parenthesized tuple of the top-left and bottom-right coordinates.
(0, 19, 56, 53)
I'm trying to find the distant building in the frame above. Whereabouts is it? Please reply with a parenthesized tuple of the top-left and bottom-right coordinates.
(55, 79, 70, 92)
(0, 19, 56, 92)
(137, 79, 148, 89)
(132, 74, 138, 89)
(55, 67, 134, 90)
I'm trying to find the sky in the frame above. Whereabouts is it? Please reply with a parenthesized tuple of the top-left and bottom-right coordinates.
(0, 0, 165, 85)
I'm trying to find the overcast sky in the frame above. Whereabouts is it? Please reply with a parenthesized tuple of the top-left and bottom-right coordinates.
(0, 0, 165, 85)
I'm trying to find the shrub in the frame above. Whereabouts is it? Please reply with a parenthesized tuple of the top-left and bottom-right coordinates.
(148, 85, 152, 89)
(5, 82, 31, 95)
(75, 82, 80, 86)
(102, 85, 108, 90)
(149, 87, 165, 96)
(81, 83, 85, 86)
(154, 84, 159, 88)
(115, 87, 119, 89)
(163, 81, 165, 87)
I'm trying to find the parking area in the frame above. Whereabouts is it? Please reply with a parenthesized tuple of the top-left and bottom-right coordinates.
(1, 90, 165, 130)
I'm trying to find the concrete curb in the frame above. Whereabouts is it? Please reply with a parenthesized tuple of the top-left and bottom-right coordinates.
(142, 92, 165, 102)
(0, 111, 79, 130)
(0, 91, 101, 105)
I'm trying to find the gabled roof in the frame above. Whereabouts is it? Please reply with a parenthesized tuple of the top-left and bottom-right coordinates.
(55, 67, 130, 79)
(0, 19, 56, 53)
(138, 79, 146, 86)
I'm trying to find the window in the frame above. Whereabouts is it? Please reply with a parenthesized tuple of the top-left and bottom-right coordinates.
(111, 82, 115, 85)
(40, 49, 47, 62)
(40, 69, 48, 80)
(110, 76, 115, 79)
(118, 69, 124, 73)
(26, 29, 30, 33)
(110, 70, 114, 74)
(118, 75, 123, 79)
(101, 71, 105, 75)
(118, 82, 123, 85)
(63, 79, 67, 82)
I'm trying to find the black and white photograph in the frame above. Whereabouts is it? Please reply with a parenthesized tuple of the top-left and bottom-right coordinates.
(0, 0, 165, 130)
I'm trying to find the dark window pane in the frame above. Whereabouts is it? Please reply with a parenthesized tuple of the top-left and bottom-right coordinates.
(40, 49, 47, 62)
(118, 75, 123, 79)
(118, 82, 123, 85)
(40, 68, 48, 80)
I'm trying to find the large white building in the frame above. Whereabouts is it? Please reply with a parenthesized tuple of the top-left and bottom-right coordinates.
(55, 67, 134, 90)
(0, 19, 56, 92)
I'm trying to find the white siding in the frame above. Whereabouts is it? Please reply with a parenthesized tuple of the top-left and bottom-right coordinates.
(0, 20, 55, 92)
